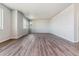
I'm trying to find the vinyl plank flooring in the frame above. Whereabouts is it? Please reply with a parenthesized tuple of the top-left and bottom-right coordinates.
(0, 33, 79, 56)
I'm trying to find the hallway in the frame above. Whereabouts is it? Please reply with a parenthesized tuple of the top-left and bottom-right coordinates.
(0, 34, 79, 56)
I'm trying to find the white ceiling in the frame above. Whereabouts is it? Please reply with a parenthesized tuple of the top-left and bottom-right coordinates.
(4, 3, 71, 19)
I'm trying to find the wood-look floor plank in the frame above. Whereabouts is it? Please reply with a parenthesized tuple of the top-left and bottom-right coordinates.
(0, 33, 79, 56)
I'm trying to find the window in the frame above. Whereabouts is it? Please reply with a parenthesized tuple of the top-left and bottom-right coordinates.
(23, 17, 27, 29)
(29, 20, 32, 29)
(30, 20, 32, 25)
(0, 8, 3, 30)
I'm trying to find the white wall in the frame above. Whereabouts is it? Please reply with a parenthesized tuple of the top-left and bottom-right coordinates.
(74, 4, 79, 42)
(0, 4, 78, 43)
(12, 10, 29, 39)
(17, 11, 29, 38)
(11, 10, 17, 38)
(31, 19, 50, 33)
(0, 4, 12, 42)
(50, 5, 75, 42)
(0, 4, 29, 42)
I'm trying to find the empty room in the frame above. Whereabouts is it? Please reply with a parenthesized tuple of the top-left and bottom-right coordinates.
(0, 3, 79, 56)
